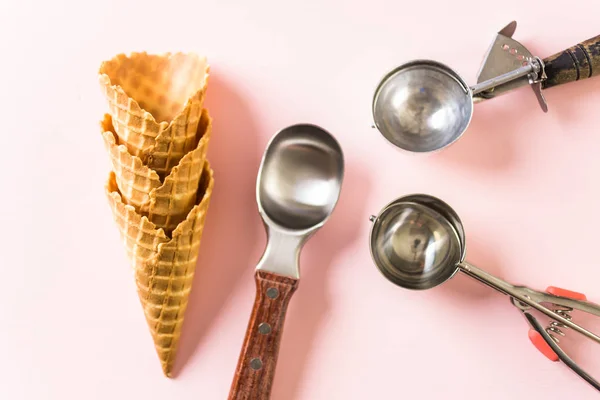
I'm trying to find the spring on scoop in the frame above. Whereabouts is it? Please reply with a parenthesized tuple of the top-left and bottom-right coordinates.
(546, 305, 574, 343)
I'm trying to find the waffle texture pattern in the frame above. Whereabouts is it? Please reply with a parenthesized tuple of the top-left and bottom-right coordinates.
(98, 52, 214, 376)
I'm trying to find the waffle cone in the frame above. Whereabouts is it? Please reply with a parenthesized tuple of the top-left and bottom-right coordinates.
(101, 109, 212, 234)
(98, 52, 209, 179)
(105, 161, 214, 377)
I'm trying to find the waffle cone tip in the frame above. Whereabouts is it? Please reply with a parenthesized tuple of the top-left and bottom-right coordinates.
(105, 162, 214, 376)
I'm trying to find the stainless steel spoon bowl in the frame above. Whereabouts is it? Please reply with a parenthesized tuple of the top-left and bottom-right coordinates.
(229, 123, 344, 400)
(372, 60, 474, 153)
(369, 194, 465, 290)
(258, 125, 344, 232)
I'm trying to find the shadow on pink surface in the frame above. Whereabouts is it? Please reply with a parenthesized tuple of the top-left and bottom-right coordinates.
(270, 161, 372, 400)
(431, 72, 600, 171)
(432, 97, 521, 170)
(171, 73, 263, 377)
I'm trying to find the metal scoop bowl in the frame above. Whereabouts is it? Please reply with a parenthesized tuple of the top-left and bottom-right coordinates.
(369, 194, 600, 390)
(372, 61, 474, 153)
(229, 124, 344, 400)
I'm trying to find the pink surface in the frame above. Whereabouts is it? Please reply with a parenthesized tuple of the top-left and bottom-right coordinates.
(3, 0, 600, 398)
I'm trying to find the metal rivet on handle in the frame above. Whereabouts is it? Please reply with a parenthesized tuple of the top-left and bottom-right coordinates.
(258, 323, 272, 335)
(266, 287, 279, 299)
(250, 358, 263, 370)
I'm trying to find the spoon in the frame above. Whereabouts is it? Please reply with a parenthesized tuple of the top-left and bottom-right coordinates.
(228, 124, 344, 400)
(368, 194, 600, 389)
(371, 23, 600, 153)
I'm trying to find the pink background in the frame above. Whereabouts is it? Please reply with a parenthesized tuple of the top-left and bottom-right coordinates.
(2, 0, 600, 398)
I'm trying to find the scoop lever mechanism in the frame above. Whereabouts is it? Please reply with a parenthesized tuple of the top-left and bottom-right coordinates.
(511, 286, 600, 391)
(474, 21, 548, 112)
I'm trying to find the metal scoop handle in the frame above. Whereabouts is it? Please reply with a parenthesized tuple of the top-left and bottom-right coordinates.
(512, 286, 600, 391)
(228, 271, 299, 400)
(470, 62, 539, 95)
(516, 286, 600, 317)
(542, 34, 600, 89)
(458, 262, 600, 344)
(523, 310, 600, 391)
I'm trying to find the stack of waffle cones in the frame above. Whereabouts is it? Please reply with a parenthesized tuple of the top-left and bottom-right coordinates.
(98, 52, 215, 377)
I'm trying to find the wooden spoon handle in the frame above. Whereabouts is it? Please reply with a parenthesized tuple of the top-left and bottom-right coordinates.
(228, 270, 299, 400)
(542, 34, 600, 89)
